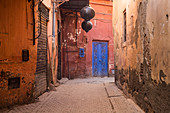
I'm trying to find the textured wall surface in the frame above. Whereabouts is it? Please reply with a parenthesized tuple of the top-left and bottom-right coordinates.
(0, 0, 36, 108)
(61, 0, 114, 78)
(33, 0, 59, 97)
(61, 10, 87, 79)
(0, 0, 59, 107)
(86, 0, 113, 76)
(112, 0, 170, 113)
(42, 0, 59, 85)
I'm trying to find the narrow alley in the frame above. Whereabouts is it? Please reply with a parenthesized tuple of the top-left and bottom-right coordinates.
(1, 77, 144, 113)
(0, 0, 169, 112)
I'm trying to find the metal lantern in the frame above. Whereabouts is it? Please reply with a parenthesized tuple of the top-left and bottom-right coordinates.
(81, 20, 93, 32)
(80, 6, 95, 21)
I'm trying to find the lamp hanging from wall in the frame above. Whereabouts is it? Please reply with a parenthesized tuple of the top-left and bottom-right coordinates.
(81, 20, 93, 32)
(80, 6, 95, 21)
(80, 6, 95, 32)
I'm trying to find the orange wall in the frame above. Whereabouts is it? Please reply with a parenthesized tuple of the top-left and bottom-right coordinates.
(0, 0, 60, 107)
(42, 0, 59, 84)
(0, 0, 37, 107)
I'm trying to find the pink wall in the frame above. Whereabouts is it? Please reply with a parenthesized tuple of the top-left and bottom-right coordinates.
(61, 10, 87, 78)
(86, 20, 114, 76)
(86, 0, 114, 76)
(61, 0, 114, 78)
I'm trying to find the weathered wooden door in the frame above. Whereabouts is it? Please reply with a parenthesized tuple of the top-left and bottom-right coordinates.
(92, 42, 108, 76)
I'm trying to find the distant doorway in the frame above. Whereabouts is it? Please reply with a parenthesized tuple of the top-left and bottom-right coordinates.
(92, 41, 108, 76)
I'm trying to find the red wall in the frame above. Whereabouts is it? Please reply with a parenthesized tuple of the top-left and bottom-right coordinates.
(61, 0, 114, 78)
(61, 10, 87, 79)
(86, 0, 114, 76)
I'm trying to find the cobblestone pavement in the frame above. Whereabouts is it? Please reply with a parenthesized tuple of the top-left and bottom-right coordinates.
(0, 77, 144, 113)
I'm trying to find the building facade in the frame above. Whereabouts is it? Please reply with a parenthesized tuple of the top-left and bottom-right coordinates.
(0, 0, 37, 107)
(0, 0, 60, 108)
(60, 0, 113, 78)
(112, 0, 170, 112)
(86, 0, 114, 77)
(0, 0, 113, 108)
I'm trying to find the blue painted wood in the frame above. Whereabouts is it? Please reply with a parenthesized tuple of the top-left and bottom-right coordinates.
(92, 42, 108, 76)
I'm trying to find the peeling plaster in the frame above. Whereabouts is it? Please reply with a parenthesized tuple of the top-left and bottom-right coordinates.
(67, 33, 76, 42)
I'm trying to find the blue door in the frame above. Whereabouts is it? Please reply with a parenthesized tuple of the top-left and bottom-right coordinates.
(92, 42, 108, 76)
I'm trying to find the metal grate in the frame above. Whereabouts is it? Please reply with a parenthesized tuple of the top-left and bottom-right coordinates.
(35, 3, 49, 97)
(36, 3, 49, 74)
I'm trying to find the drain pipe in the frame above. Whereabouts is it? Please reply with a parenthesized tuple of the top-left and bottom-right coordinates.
(51, 1, 56, 83)
(32, 0, 35, 45)
(52, 2, 56, 38)
(51, 0, 69, 82)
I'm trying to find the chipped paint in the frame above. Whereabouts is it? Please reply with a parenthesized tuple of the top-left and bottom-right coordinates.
(113, 0, 170, 112)
(67, 33, 76, 42)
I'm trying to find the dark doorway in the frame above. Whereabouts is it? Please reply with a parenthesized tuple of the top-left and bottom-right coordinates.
(57, 20, 62, 80)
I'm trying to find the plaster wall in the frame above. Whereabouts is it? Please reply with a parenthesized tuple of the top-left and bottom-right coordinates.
(0, 0, 36, 107)
(86, 0, 113, 76)
(0, 0, 60, 107)
(61, 0, 113, 78)
(61, 10, 87, 79)
(42, 0, 59, 84)
(112, 0, 170, 112)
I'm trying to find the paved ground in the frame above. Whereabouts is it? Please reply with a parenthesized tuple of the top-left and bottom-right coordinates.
(0, 77, 144, 113)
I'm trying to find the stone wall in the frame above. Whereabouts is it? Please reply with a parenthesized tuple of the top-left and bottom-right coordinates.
(112, 0, 170, 112)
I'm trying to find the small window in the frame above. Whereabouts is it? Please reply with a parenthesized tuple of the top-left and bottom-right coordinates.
(123, 9, 127, 42)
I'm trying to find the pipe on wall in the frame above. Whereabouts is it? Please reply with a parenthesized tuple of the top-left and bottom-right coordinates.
(51, 1, 56, 83)
(52, 2, 56, 39)
(75, 12, 78, 47)
(32, 0, 35, 45)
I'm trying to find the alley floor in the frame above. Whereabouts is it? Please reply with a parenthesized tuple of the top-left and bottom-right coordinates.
(1, 77, 144, 113)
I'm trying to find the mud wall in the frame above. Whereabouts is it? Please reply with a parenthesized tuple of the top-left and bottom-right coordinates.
(86, 0, 114, 76)
(60, 9, 87, 79)
(61, 0, 114, 78)
(42, 0, 59, 85)
(34, 0, 60, 97)
(112, 0, 170, 112)
(0, 0, 36, 108)
(0, 0, 60, 107)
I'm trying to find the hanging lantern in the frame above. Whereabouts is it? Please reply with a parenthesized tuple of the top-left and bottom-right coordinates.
(80, 6, 95, 21)
(81, 20, 93, 32)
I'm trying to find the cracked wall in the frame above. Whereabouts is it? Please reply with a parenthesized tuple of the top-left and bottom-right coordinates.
(113, 0, 170, 113)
